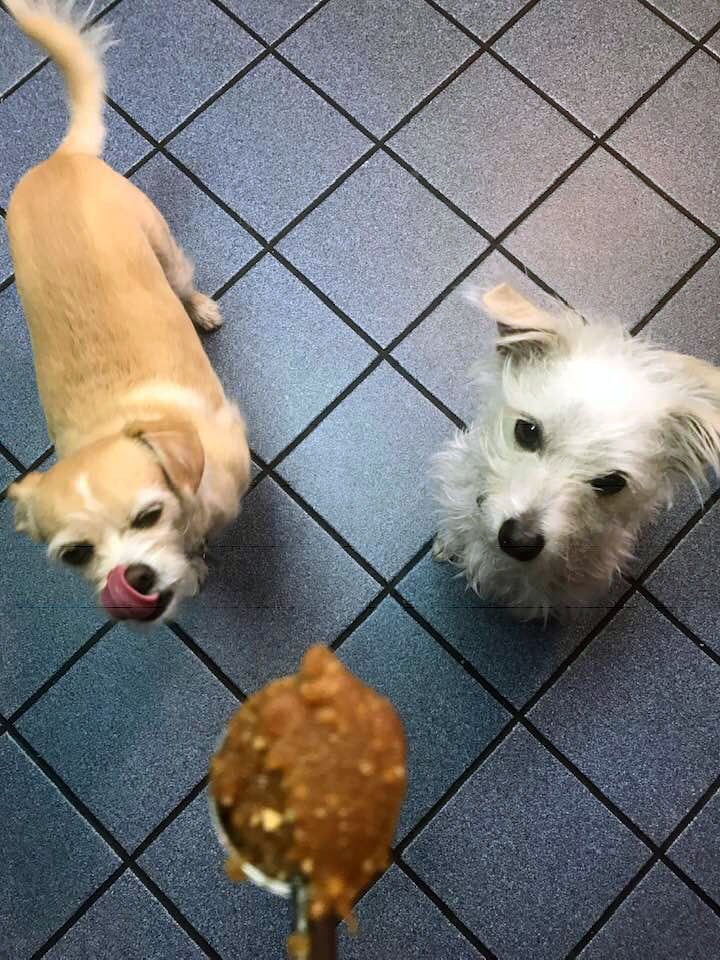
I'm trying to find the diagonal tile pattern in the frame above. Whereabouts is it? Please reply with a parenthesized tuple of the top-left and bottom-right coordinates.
(2, 0, 720, 957)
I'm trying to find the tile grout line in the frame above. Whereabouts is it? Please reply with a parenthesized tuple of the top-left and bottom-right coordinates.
(566, 768, 720, 957)
(0, 446, 54, 502)
(631, 241, 720, 334)
(31, 772, 212, 959)
(9, 719, 223, 960)
(0, 0, 127, 102)
(29, 865, 129, 960)
(634, 584, 720, 671)
(8, 622, 115, 724)
(635, 0, 720, 43)
(0, 439, 26, 473)
(396, 858, 500, 960)
(168, 622, 248, 702)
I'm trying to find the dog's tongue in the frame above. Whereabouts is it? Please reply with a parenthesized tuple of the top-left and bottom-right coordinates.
(101, 566, 160, 621)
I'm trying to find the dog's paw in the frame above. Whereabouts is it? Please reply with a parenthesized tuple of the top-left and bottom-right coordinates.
(432, 534, 452, 563)
(186, 292, 223, 332)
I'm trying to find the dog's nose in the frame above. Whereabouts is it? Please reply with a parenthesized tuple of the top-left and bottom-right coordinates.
(498, 518, 545, 562)
(124, 563, 157, 595)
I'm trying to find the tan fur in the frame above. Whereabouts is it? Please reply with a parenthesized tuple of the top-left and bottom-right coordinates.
(5, 1, 250, 616)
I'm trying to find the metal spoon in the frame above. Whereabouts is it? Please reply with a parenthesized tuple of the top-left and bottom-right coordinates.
(209, 791, 337, 960)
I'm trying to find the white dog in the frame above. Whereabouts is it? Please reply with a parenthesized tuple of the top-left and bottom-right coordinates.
(432, 283, 720, 619)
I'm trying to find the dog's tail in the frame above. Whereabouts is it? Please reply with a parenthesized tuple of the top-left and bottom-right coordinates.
(5, 0, 112, 156)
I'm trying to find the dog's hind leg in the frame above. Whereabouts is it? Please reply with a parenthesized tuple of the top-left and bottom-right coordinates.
(131, 186, 223, 331)
(154, 232, 223, 332)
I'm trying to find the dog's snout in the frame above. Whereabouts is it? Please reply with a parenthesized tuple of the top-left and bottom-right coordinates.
(498, 518, 545, 562)
(125, 563, 157, 595)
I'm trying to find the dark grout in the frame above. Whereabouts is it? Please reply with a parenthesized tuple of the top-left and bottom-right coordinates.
(1, 446, 54, 501)
(0, 0, 127, 103)
(632, 242, 720, 335)
(396, 858, 500, 959)
(29, 864, 129, 960)
(635, 585, 720, 670)
(0, 439, 25, 474)
(635, 0, 720, 45)
(8, 719, 222, 960)
(9, 622, 115, 724)
(167, 623, 247, 702)
(567, 768, 720, 956)
(633, 485, 720, 584)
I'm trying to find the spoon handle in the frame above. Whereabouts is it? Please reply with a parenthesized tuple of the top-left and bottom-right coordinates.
(309, 917, 337, 960)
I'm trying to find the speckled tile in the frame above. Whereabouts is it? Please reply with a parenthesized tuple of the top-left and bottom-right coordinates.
(339, 598, 509, 836)
(278, 363, 455, 576)
(280, 0, 476, 136)
(0, 496, 106, 716)
(0, 216, 12, 285)
(339, 865, 483, 959)
(652, 0, 720, 38)
(139, 790, 291, 960)
(0, 7, 46, 95)
(221, 0, 319, 41)
(435, 0, 528, 39)
(627, 253, 720, 574)
(398, 553, 627, 708)
(669, 789, 720, 902)
(105, 0, 262, 139)
(579, 864, 720, 960)
(612, 52, 720, 231)
(391, 54, 589, 234)
(45, 873, 204, 960)
(130, 154, 261, 295)
(646, 250, 720, 361)
(0, 65, 151, 208)
(646, 499, 720, 652)
(209, 256, 374, 461)
(279, 153, 486, 345)
(17, 626, 236, 848)
(0, 285, 48, 465)
(495, 0, 690, 133)
(505, 150, 713, 325)
(170, 57, 370, 237)
(531, 595, 720, 840)
(0, 451, 18, 492)
(392, 250, 563, 422)
(0, 736, 118, 958)
(405, 727, 647, 960)
(177, 476, 378, 692)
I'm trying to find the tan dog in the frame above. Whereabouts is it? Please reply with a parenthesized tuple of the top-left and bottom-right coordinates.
(6, 0, 250, 623)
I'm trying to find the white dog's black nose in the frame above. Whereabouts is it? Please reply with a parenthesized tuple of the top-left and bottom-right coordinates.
(498, 518, 544, 562)
(125, 563, 157, 595)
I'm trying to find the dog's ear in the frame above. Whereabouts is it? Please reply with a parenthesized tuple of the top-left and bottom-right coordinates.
(125, 418, 205, 496)
(476, 283, 564, 359)
(663, 352, 720, 482)
(7, 471, 43, 539)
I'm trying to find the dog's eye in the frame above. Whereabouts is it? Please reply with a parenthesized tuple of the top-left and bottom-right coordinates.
(514, 418, 542, 452)
(60, 543, 94, 566)
(590, 473, 627, 496)
(132, 505, 163, 529)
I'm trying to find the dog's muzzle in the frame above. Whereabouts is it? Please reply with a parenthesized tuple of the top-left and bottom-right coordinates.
(100, 564, 171, 621)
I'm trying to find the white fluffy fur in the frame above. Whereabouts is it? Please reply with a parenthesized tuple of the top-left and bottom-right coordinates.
(433, 287, 720, 620)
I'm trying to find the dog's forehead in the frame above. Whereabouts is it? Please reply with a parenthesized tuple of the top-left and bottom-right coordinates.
(519, 350, 665, 424)
(39, 436, 163, 518)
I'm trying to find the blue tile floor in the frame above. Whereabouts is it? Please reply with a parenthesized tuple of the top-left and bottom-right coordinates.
(2, 1, 720, 957)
